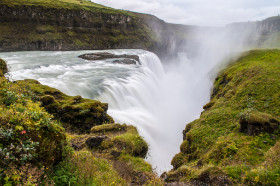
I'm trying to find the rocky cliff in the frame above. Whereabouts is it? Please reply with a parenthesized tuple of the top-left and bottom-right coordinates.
(0, 0, 193, 59)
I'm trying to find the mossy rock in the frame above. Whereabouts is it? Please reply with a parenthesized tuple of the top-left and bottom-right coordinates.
(91, 123, 127, 134)
(193, 167, 232, 185)
(239, 111, 280, 135)
(0, 59, 8, 76)
(15, 79, 114, 133)
(171, 152, 188, 169)
(99, 126, 148, 158)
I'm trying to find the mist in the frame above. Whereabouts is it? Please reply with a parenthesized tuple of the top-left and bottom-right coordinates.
(92, 0, 280, 26)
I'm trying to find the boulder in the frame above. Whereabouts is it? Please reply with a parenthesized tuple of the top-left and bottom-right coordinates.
(239, 111, 280, 136)
(113, 59, 137, 65)
(86, 136, 109, 149)
(78, 52, 140, 62)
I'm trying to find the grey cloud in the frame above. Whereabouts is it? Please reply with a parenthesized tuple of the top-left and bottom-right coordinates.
(92, 0, 280, 26)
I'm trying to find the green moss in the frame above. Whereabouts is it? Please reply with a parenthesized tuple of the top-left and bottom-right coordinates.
(16, 79, 114, 133)
(100, 126, 148, 158)
(91, 123, 127, 134)
(51, 150, 126, 185)
(0, 59, 8, 76)
(170, 49, 280, 184)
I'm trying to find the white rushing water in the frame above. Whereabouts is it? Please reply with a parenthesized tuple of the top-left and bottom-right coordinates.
(1, 28, 253, 174)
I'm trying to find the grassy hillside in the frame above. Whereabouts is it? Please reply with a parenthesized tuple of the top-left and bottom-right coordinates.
(0, 58, 161, 185)
(0, 0, 128, 14)
(0, 0, 156, 53)
(167, 49, 280, 185)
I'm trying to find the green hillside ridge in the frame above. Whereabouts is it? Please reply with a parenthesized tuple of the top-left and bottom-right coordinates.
(0, 0, 194, 59)
(0, 59, 162, 185)
(166, 49, 280, 185)
(0, 0, 130, 15)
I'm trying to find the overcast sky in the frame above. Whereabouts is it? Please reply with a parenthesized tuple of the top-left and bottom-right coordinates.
(92, 0, 280, 26)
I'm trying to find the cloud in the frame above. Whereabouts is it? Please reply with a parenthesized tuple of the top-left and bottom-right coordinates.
(92, 0, 280, 26)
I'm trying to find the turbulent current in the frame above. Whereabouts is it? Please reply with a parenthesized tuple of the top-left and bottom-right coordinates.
(0, 47, 239, 174)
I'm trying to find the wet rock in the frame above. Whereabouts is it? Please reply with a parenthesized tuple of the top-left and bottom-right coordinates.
(239, 111, 280, 136)
(78, 52, 140, 62)
(86, 136, 109, 149)
(113, 58, 137, 65)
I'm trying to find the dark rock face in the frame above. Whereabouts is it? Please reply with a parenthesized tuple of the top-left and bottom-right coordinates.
(86, 136, 109, 149)
(239, 112, 280, 136)
(78, 52, 140, 62)
(110, 150, 121, 159)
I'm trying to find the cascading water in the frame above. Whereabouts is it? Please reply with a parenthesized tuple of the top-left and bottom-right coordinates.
(99, 52, 212, 173)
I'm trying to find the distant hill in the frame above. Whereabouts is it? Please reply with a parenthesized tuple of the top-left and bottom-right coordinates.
(0, 0, 193, 59)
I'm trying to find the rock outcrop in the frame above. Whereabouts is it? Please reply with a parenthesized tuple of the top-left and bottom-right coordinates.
(78, 52, 140, 64)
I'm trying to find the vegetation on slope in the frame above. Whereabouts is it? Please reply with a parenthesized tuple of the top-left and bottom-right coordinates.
(0, 58, 161, 185)
(16, 79, 114, 133)
(167, 49, 280, 185)
(0, 60, 67, 184)
(0, 0, 129, 15)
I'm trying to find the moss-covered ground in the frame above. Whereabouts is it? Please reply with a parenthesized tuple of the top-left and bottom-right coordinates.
(168, 49, 280, 185)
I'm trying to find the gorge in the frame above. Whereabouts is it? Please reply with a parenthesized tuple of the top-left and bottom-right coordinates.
(0, 0, 280, 185)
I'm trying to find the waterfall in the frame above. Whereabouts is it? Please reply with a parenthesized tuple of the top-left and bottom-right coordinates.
(99, 51, 211, 174)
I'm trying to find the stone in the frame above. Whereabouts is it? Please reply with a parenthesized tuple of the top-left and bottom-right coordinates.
(85, 136, 109, 149)
(78, 52, 140, 62)
(113, 58, 137, 65)
(110, 150, 122, 159)
(239, 112, 279, 136)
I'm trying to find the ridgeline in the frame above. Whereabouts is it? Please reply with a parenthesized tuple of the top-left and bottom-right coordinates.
(0, 0, 193, 59)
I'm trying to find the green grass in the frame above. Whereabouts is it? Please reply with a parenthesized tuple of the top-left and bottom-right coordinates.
(168, 49, 280, 184)
(51, 150, 126, 185)
(0, 0, 132, 15)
